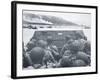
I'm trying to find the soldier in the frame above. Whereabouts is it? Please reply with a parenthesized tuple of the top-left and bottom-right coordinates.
(26, 38, 37, 52)
(23, 42, 33, 68)
(60, 35, 74, 57)
(83, 40, 91, 55)
(37, 39, 57, 68)
(29, 47, 45, 69)
(46, 37, 60, 62)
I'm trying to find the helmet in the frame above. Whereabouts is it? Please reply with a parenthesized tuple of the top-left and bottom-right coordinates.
(29, 47, 45, 64)
(47, 37, 53, 44)
(72, 59, 86, 67)
(63, 50, 72, 57)
(26, 41, 36, 51)
(84, 41, 91, 52)
(76, 51, 90, 64)
(60, 56, 72, 67)
(37, 40, 47, 48)
(69, 39, 85, 51)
